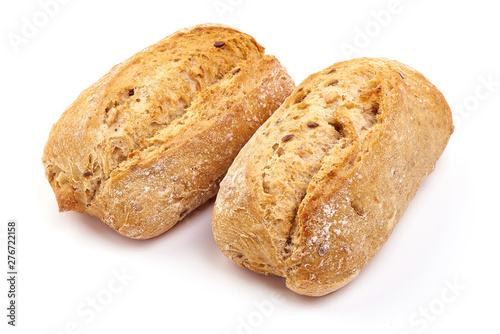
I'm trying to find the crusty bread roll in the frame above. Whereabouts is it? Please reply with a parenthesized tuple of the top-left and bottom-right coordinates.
(42, 24, 295, 239)
(212, 58, 453, 296)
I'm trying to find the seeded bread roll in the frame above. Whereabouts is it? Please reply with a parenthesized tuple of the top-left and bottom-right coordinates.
(212, 58, 453, 296)
(42, 24, 295, 239)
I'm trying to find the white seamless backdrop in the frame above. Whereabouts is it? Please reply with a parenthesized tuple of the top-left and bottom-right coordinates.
(1, 0, 498, 333)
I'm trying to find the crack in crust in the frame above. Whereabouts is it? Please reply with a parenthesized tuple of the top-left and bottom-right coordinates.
(235, 61, 383, 272)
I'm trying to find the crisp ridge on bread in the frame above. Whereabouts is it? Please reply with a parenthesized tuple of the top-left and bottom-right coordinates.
(212, 58, 453, 296)
(42, 24, 295, 239)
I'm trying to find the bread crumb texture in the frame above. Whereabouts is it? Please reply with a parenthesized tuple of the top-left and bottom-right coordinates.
(42, 24, 295, 239)
(212, 57, 453, 296)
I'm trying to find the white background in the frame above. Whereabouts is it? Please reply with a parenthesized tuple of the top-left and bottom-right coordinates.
(1, 0, 499, 333)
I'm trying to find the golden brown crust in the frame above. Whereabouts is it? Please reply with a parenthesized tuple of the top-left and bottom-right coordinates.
(42, 24, 295, 239)
(212, 58, 453, 296)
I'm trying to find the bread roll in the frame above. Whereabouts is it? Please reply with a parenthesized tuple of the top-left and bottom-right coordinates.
(42, 24, 295, 239)
(212, 58, 453, 296)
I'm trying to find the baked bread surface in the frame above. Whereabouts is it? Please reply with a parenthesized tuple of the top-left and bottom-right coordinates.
(212, 57, 453, 296)
(42, 24, 295, 239)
